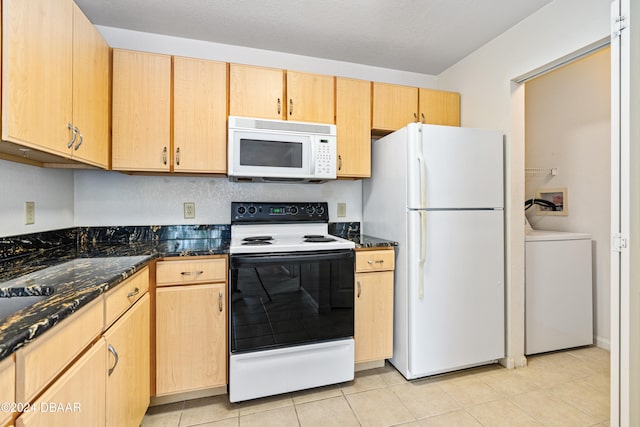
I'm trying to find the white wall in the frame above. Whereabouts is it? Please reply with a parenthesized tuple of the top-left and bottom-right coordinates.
(524, 48, 611, 347)
(437, 0, 610, 365)
(74, 170, 362, 226)
(0, 159, 74, 237)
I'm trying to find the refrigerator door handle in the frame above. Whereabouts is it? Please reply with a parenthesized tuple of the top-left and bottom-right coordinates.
(417, 151, 427, 208)
(418, 210, 427, 299)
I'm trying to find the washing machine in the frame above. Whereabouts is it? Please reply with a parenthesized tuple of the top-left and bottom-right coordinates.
(525, 229, 593, 355)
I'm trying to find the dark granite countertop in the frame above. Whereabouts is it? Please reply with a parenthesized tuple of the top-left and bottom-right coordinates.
(0, 222, 380, 362)
(0, 236, 230, 362)
(355, 235, 398, 249)
(0, 255, 152, 361)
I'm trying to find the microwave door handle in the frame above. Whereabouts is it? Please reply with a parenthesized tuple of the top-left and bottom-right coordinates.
(310, 139, 316, 175)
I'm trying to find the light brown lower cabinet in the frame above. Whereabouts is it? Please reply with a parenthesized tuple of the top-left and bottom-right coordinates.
(0, 357, 15, 427)
(354, 249, 395, 364)
(155, 283, 227, 395)
(104, 293, 150, 427)
(15, 340, 106, 427)
(155, 257, 228, 396)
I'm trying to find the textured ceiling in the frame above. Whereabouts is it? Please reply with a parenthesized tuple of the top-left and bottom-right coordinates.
(74, 0, 553, 75)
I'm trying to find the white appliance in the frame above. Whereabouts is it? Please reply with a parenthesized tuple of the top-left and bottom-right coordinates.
(228, 202, 355, 402)
(228, 116, 337, 183)
(525, 229, 593, 355)
(363, 123, 505, 379)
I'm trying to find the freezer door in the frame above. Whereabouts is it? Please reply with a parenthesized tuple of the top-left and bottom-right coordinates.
(406, 209, 504, 378)
(407, 124, 503, 209)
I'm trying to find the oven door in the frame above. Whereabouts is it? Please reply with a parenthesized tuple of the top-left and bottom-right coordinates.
(229, 249, 354, 354)
(228, 129, 313, 179)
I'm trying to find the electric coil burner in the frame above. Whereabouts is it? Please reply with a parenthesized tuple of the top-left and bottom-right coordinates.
(229, 202, 355, 402)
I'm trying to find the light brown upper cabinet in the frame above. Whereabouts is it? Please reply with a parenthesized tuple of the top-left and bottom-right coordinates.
(419, 88, 460, 126)
(173, 57, 227, 174)
(229, 64, 335, 123)
(2, 0, 109, 168)
(371, 82, 419, 133)
(336, 77, 371, 178)
(286, 71, 334, 123)
(112, 51, 228, 173)
(229, 64, 285, 120)
(111, 49, 171, 172)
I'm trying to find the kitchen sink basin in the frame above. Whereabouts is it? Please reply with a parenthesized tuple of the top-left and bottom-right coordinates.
(0, 286, 55, 321)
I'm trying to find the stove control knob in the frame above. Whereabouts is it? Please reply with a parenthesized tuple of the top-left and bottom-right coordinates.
(248, 206, 257, 215)
(306, 205, 315, 215)
(315, 205, 325, 215)
(290, 206, 298, 215)
(237, 206, 246, 215)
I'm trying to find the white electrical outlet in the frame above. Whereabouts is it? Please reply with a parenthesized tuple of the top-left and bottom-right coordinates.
(25, 201, 35, 225)
(184, 202, 195, 219)
(337, 203, 346, 218)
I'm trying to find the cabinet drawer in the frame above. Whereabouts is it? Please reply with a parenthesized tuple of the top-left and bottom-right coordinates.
(355, 249, 395, 272)
(156, 258, 227, 286)
(103, 266, 149, 329)
(16, 298, 103, 403)
(0, 357, 15, 427)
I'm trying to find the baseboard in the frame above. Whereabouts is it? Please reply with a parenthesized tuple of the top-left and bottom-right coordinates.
(595, 336, 610, 350)
(355, 359, 386, 372)
(150, 386, 227, 406)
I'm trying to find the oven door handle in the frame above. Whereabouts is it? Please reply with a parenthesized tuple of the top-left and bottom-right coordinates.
(231, 250, 353, 267)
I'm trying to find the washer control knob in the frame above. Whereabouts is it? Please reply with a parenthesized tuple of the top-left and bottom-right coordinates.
(290, 206, 298, 215)
(237, 206, 246, 215)
(315, 205, 325, 215)
(306, 205, 315, 215)
(248, 206, 257, 215)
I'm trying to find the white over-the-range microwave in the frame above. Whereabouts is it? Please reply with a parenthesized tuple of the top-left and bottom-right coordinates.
(227, 116, 337, 183)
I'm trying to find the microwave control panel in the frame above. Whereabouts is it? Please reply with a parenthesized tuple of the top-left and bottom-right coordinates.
(314, 136, 336, 178)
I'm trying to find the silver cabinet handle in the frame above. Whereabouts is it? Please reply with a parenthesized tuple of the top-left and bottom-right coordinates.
(357, 281, 361, 298)
(73, 127, 83, 150)
(338, 155, 342, 171)
(367, 259, 384, 264)
(108, 344, 119, 376)
(277, 98, 281, 115)
(421, 113, 426, 124)
(181, 270, 204, 276)
(218, 291, 223, 312)
(289, 99, 293, 116)
(127, 287, 140, 298)
(413, 112, 418, 122)
(175, 147, 180, 166)
(67, 123, 77, 148)
(162, 146, 167, 165)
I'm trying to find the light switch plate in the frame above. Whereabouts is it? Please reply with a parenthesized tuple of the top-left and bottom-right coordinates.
(25, 201, 35, 225)
(337, 203, 346, 218)
(184, 202, 196, 219)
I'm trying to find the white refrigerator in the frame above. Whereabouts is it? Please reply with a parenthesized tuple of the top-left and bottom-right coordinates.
(363, 123, 504, 379)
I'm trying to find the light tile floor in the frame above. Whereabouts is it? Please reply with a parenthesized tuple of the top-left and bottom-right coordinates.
(141, 346, 610, 427)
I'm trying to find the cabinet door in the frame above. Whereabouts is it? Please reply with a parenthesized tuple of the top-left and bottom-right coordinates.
(174, 57, 227, 173)
(71, 3, 109, 168)
(0, 358, 15, 427)
(286, 71, 334, 123)
(2, 0, 73, 155)
(419, 88, 460, 126)
(156, 283, 227, 395)
(112, 50, 171, 171)
(372, 82, 418, 133)
(104, 294, 150, 427)
(354, 271, 394, 363)
(336, 77, 371, 178)
(16, 340, 106, 427)
(229, 64, 285, 120)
